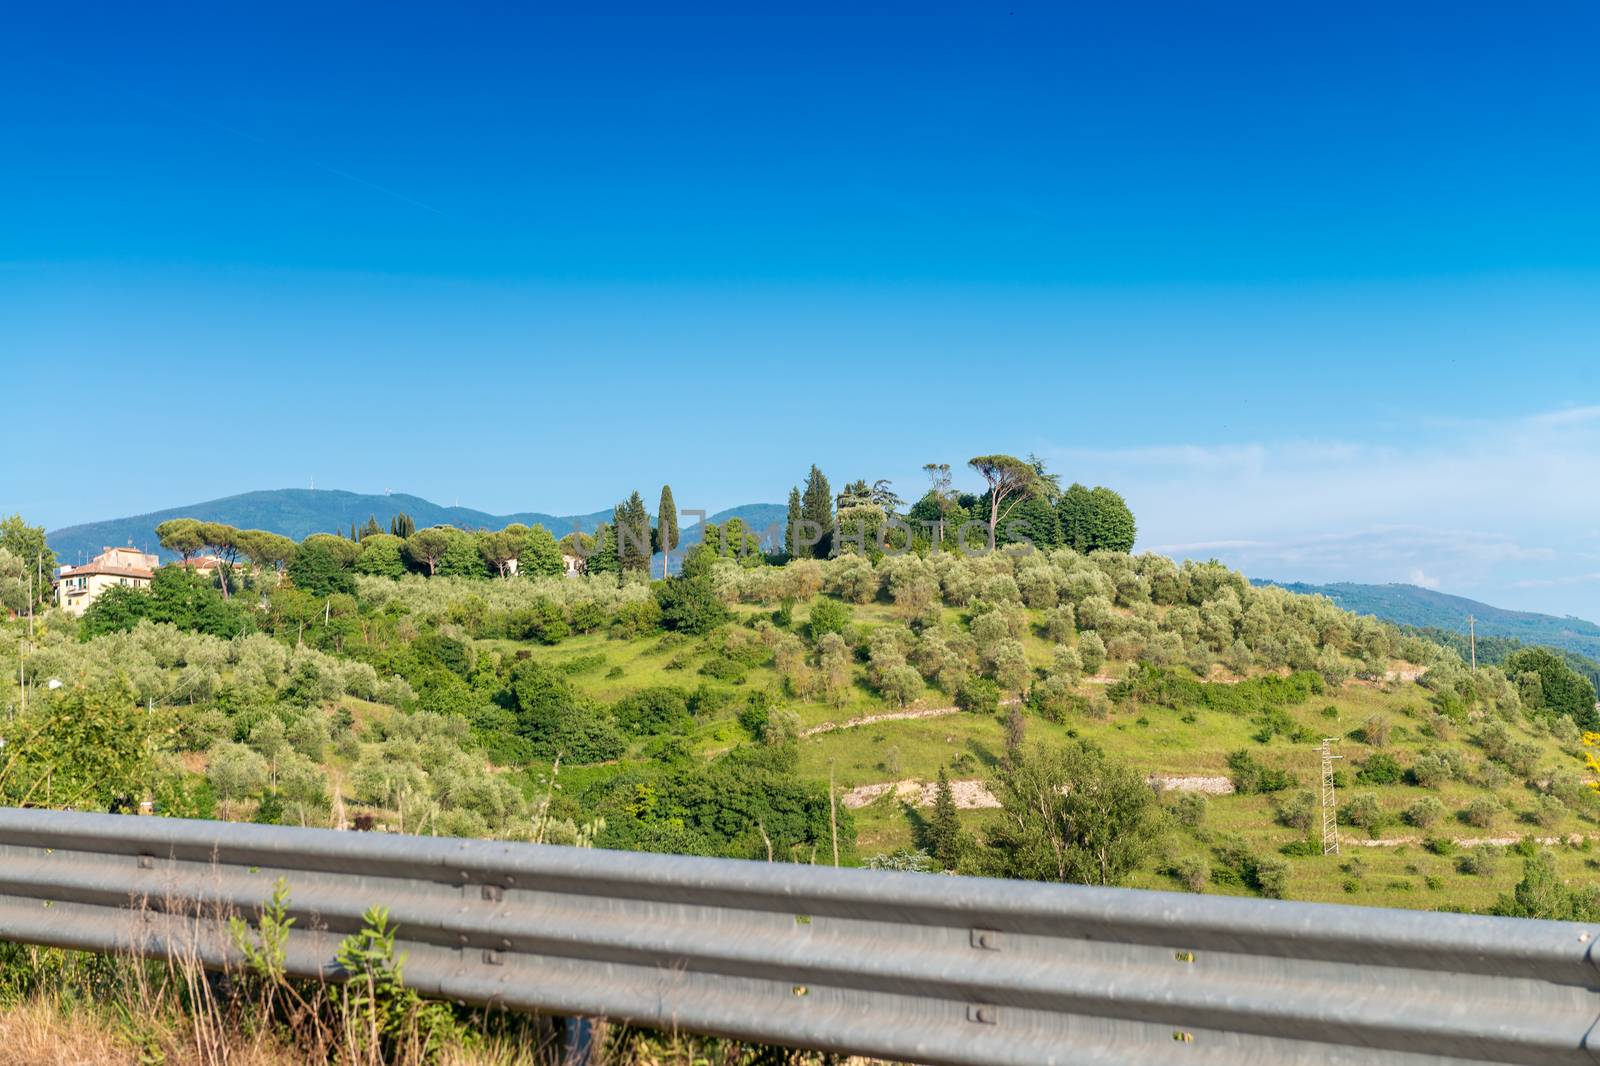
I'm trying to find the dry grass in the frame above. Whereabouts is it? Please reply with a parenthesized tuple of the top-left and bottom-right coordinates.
(0, 1003, 901, 1066)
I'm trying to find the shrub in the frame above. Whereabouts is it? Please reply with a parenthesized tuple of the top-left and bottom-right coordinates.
(1042, 605, 1076, 642)
(611, 687, 693, 736)
(1275, 790, 1316, 831)
(1077, 632, 1107, 675)
(1343, 793, 1386, 836)
(1402, 796, 1445, 829)
(879, 664, 925, 707)
(1357, 714, 1390, 746)
(955, 677, 1002, 715)
(1252, 856, 1290, 899)
(507, 599, 570, 644)
(1459, 797, 1502, 829)
(569, 601, 607, 633)
(611, 598, 663, 638)
(1028, 676, 1080, 722)
(1169, 857, 1208, 892)
(1170, 792, 1208, 828)
(1212, 835, 1286, 897)
(1471, 760, 1511, 790)
(1456, 846, 1497, 876)
(866, 848, 936, 872)
(990, 640, 1031, 692)
(806, 598, 853, 641)
(1226, 750, 1293, 794)
(1527, 795, 1566, 829)
(207, 741, 269, 802)
(1355, 752, 1404, 785)
(1407, 749, 1460, 788)
(655, 575, 729, 635)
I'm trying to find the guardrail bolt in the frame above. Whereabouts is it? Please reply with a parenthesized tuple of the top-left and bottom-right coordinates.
(138, 855, 154, 869)
(966, 1005, 998, 1025)
(482, 949, 504, 966)
(481, 884, 504, 902)
(970, 929, 1001, 951)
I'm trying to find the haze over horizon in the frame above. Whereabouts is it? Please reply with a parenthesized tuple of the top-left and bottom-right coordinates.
(6, 5, 1600, 617)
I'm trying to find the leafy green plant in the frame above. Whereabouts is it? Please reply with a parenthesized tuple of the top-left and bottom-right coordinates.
(335, 906, 465, 1063)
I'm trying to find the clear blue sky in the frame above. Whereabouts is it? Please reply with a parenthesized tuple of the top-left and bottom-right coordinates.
(5, 3, 1600, 616)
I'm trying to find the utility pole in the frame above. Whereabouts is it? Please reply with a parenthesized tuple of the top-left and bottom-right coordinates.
(1468, 614, 1477, 673)
(1320, 738, 1343, 856)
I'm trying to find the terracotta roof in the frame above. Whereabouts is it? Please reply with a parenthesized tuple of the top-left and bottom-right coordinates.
(57, 565, 154, 582)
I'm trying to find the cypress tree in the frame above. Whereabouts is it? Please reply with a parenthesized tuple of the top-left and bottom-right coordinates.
(390, 512, 415, 539)
(656, 485, 679, 578)
(785, 486, 803, 559)
(928, 766, 964, 869)
(619, 492, 652, 574)
(800, 465, 833, 558)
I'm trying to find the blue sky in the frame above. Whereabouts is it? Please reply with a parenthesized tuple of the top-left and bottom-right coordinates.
(4, 4, 1600, 616)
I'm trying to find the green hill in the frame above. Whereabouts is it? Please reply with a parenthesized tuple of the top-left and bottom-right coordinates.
(11, 542, 1596, 918)
(1258, 580, 1600, 662)
(46, 489, 783, 568)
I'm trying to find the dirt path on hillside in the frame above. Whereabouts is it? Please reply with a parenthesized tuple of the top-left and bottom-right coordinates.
(843, 772, 1234, 810)
(802, 698, 1021, 738)
(841, 778, 1001, 810)
(1345, 832, 1593, 849)
(1148, 774, 1235, 795)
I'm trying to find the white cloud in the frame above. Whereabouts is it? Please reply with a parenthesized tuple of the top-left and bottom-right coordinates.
(1040, 404, 1600, 617)
(1407, 568, 1442, 590)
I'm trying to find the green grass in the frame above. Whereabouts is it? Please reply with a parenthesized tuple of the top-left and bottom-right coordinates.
(479, 596, 1600, 913)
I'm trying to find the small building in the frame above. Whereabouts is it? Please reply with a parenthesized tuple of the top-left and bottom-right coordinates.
(177, 555, 231, 577)
(55, 546, 158, 616)
(562, 553, 585, 578)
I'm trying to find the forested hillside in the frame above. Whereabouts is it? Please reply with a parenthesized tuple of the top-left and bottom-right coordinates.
(46, 488, 783, 570)
(1264, 580, 1600, 662)
(5, 460, 1599, 924)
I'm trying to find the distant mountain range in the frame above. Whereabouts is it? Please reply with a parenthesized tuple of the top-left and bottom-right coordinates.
(1258, 580, 1600, 663)
(47, 489, 787, 568)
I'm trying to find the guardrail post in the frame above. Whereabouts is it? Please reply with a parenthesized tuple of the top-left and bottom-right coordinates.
(562, 1016, 594, 1066)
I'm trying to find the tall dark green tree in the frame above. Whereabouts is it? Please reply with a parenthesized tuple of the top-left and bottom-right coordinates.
(390, 512, 416, 539)
(800, 465, 833, 558)
(994, 494, 1062, 549)
(1506, 647, 1599, 729)
(361, 515, 383, 539)
(1058, 484, 1137, 554)
(617, 494, 653, 575)
(655, 485, 680, 578)
(288, 539, 358, 597)
(1088, 486, 1136, 553)
(927, 766, 966, 869)
(587, 521, 619, 576)
(521, 524, 564, 576)
(785, 487, 804, 559)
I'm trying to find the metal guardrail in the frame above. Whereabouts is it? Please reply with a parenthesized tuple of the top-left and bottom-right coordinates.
(0, 807, 1597, 1066)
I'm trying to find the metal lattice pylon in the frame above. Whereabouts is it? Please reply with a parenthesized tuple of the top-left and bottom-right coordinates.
(1320, 738, 1343, 855)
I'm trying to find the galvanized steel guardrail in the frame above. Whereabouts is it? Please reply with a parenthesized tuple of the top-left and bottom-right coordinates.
(0, 807, 1597, 1065)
